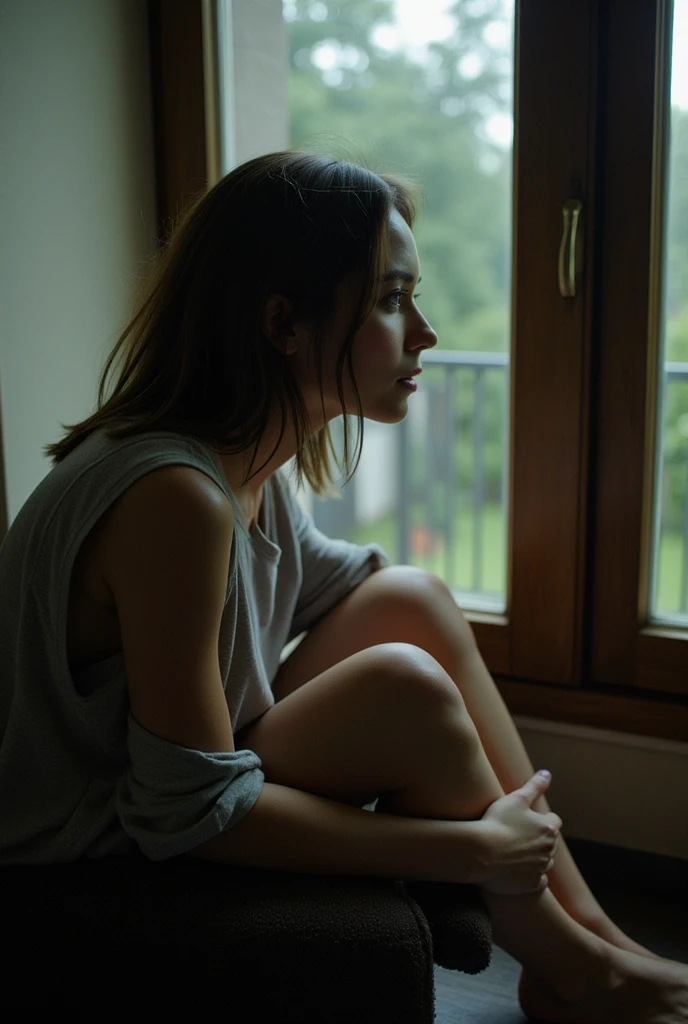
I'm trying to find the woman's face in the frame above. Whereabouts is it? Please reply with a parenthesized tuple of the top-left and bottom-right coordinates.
(300, 208, 438, 425)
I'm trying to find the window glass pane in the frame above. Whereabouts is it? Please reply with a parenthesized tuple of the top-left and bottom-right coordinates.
(283, 0, 514, 613)
(651, 0, 688, 625)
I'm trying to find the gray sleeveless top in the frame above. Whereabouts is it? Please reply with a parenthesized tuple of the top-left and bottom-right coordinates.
(0, 426, 388, 863)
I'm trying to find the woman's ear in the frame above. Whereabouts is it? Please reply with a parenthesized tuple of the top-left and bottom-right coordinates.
(261, 293, 299, 355)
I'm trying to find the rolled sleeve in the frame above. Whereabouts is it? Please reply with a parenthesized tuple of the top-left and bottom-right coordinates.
(115, 713, 265, 861)
(288, 494, 390, 639)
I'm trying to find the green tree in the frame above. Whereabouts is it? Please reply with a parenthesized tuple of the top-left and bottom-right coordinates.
(666, 107, 688, 326)
(285, 0, 512, 348)
(660, 107, 688, 533)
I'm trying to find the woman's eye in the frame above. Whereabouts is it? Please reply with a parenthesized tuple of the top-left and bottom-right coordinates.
(386, 288, 406, 308)
(383, 288, 422, 310)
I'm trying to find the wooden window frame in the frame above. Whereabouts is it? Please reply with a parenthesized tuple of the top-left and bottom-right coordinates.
(146, 0, 688, 742)
(588, 0, 687, 696)
(147, 0, 211, 237)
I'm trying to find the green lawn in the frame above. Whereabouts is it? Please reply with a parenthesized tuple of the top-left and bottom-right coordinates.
(347, 504, 687, 617)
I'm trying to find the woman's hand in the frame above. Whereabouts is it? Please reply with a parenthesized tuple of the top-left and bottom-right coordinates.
(476, 772, 563, 895)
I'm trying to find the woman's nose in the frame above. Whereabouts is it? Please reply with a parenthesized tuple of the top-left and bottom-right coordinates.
(408, 320, 438, 351)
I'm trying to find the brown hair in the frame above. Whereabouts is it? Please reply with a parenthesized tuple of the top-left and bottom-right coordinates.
(44, 151, 419, 498)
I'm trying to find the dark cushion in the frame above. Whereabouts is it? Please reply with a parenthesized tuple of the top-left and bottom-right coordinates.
(1, 853, 491, 1022)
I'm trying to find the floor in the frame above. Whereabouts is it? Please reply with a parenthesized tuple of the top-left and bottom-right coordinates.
(432, 838, 687, 1023)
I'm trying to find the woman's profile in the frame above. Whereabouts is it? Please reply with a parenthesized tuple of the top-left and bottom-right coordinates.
(0, 151, 686, 1022)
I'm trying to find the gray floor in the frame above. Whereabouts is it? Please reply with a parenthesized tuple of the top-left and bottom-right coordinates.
(433, 880, 687, 1023)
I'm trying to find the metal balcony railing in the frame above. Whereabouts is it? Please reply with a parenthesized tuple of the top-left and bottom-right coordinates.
(396, 350, 509, 613)
(655, 361, 688, 621)
(315, 354, 688, 619)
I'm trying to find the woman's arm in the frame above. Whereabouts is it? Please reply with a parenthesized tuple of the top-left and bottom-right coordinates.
(101, 464, 237, 754)
(102, 465, 487, 883)
(186, 781, 488, 886)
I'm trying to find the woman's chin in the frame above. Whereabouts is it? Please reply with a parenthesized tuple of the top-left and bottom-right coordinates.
(364, 405, 410, 425)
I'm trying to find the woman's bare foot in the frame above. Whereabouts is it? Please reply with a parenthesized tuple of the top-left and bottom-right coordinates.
(518, 945, 688, 1023)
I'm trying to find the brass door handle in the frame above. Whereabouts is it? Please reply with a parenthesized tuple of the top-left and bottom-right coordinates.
(558, 199, 582, 298)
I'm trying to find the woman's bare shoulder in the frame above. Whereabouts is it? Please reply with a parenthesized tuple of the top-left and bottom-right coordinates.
(97, 465, 234, 594)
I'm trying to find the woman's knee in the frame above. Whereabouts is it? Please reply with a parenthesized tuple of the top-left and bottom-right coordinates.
(236, 641, 468, 761)
(233, 640, 475, 807)
(370, 644, 481, 757)
(359, 641, 467, 714)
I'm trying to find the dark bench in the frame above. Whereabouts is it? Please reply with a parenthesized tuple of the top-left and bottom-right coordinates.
(2, 853, 492, 1022)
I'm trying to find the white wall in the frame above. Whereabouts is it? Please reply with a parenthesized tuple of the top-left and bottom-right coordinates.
(515, 717, 688, 859)
(0, 0, 157, 523)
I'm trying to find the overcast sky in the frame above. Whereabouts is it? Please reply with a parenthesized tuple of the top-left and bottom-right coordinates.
(390, 0, 688, 112)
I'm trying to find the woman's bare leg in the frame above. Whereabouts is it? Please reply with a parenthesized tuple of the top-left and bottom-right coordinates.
(273, 564, 667, 961)
(378, 774, 688, 1023)
(421, 630, 655, 945)
(276, 563, 659, 959)
(407, 591, 664, 962)
(243, 642, 688, 1022)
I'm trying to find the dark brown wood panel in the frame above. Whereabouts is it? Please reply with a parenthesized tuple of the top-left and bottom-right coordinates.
(635, 629, 688, 696)
(148, 0, 209, 241)
(496, 676, 688, 742)
(508, 0, 598, 686)
(589, 0, 687, 695)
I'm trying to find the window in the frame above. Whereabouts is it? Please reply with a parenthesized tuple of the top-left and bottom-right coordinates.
(282, 0, 514, 618)
(649, 0, 688, 626)
(147, 0, 688, 741)
(589, 0, 688, 702)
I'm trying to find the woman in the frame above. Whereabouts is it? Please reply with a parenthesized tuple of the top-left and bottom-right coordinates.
(1, 151, 685, 1022)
